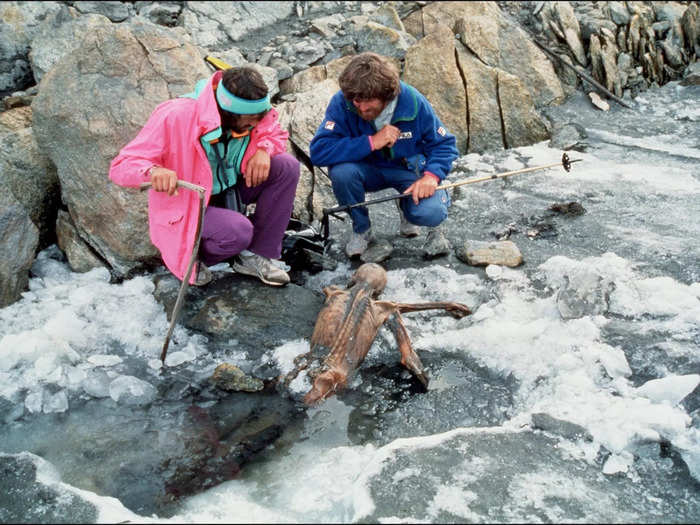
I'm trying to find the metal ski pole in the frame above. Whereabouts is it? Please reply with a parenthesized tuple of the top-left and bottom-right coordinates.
(321, 153, 582, 237)
(140, 180, 206, 364)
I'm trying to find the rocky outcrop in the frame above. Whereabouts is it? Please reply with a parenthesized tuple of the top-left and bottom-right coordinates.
(28, 5, 114, 84)
(0, 106, 59, 250)
(402, 24, 469, 153)
(407, 1, 565, 108)
(534, 1, 699, 98)
(6, 0, 680, 306)
(0, 1, 62, 95)
(0, 191, 38, 307)
(457, 240, 524, 268)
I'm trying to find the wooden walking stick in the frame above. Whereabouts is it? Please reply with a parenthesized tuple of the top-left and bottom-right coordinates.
(140, 180, 207, 364)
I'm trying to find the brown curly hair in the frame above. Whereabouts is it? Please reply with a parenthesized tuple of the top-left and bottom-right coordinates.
(338, 52, 400, 102)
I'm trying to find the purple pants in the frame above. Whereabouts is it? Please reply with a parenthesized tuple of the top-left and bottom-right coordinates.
(198, 152, 300, 266)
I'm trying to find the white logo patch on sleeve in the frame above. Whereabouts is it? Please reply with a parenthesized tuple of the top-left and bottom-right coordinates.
(437, 126, 446, 136)
(324, 121, 335, 130)
(398, 131, 412, 139)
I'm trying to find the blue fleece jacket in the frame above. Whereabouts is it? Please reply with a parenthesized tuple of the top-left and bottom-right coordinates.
(309, 82, 458, 181)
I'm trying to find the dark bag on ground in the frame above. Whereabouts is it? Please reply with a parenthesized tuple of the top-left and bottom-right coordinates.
(211, 186, 334, 274)
(281, 218, 335, 274)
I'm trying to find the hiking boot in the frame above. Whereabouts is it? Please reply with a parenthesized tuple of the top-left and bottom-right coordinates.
(193, 263, 213, 286)
(232, 251, 290, 286)
(396, 200, 420, 238)
(423, 226, 451, 258)
(345, 229, 372, 258)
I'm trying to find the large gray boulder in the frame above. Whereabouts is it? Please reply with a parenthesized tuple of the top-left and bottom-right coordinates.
(31, 18, 211, 278)
(0, 1, 61, 94)
(411, 1, 565, 108)
(0, 106, 60, 250)
(398, 2, 556, 154)
(28, 5, 114, 84)
(402, 24, 469, 153)
(0, 191, 38, 308)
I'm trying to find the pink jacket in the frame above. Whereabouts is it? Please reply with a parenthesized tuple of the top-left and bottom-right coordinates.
(109, 71, 289, 283)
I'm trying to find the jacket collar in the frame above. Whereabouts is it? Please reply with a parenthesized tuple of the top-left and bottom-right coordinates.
(194, 71, 225, 140)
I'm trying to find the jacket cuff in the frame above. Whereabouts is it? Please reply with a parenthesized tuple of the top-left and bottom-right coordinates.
(424, 170, 440, 182)
(368, 135, 375, 151)
(257, 140, 276, 156)
(139, 163, 158, 179)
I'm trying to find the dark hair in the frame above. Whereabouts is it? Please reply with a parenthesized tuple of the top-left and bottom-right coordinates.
(338, 52, 400, 102)
(221, 67, 268, 100)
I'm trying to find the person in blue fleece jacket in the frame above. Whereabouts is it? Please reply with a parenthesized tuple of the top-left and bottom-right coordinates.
(310, 52, 458, 258)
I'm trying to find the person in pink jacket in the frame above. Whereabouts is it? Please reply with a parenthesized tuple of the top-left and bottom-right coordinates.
(109, 67, 300, 286)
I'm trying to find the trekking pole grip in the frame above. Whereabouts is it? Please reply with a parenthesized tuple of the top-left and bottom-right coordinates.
(139, 180, 205, 194)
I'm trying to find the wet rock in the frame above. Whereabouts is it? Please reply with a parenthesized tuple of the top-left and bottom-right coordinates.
(549, 122, 588, 151)
(422, 228, 451, 259)
(680, 3, 699, 57)
(531, 412, 592, 441)
(0, 453, 98, 524)
(345, 354, 515, 446)
(659, 37, 685, 69)
(588, 91, 610, 111)
(525, 221, 557, 239)
(2, 94, 33, 109)
(153, 272, 323, 356)
(549, 201, 586, 216)
(210, 363, 264, 392)
(457, 240, 523, 267)
(55, 210, 105, 273)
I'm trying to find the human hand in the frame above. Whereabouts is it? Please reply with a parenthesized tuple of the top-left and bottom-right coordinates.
(244, 149, 271, 187)
(371, 124, 400, 150)
(149, 166, 179, 196)
(403, 173, 438, 204)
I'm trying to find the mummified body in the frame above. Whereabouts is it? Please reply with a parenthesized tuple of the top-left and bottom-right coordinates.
(285, 263, 471, 405)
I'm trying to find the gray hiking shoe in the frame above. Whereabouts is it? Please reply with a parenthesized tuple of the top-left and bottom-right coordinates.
(423, 226, 451, 258)
(193, 263, 213, 286)
(232, 252, 290, 286)
(345, 229, 372, 258)
(396, 200, 420, 238)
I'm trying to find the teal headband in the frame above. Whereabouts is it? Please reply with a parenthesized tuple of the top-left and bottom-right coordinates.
(216, 81, 271, 115)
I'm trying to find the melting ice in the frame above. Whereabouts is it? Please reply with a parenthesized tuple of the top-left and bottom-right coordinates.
(0, 81, 698, 522)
